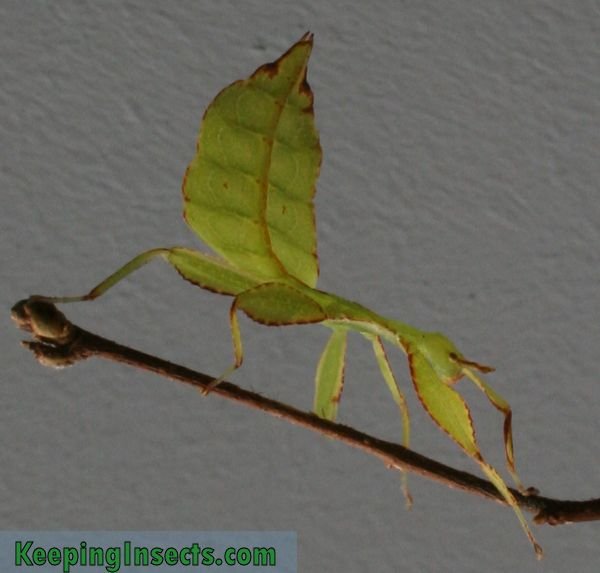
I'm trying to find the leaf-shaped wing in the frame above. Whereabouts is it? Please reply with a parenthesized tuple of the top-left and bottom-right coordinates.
(167, 247, 260, 296)
(183, 33, 321, 287)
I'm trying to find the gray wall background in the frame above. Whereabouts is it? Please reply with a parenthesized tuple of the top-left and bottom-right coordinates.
(3, 1, 599, 571)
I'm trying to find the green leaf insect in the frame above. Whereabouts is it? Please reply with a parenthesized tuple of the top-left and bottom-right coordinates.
(40, 33, 542, 558)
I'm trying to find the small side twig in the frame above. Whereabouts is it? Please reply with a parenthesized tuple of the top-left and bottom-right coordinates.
(11, 297, 600, 526)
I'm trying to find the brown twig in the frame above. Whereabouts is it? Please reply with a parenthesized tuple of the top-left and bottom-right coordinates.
(11, 297, 600, 527)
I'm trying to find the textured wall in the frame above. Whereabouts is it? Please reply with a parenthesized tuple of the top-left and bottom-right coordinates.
(3, 2, 600, 570)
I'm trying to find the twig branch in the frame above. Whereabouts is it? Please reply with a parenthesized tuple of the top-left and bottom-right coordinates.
(11, 297, 600, 526)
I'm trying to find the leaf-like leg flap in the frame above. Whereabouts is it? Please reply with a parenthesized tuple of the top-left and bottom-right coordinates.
(167, 248, 261, 295)
(204, 281, 325, 394)
(461, 367, 523, 491)
(408, 348, 542, 558)
(313, 328, 347, 421)
(233, 282, 327, 326)
(368, 335, 412, 507)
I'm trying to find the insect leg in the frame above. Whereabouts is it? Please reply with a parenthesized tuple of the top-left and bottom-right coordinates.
(368, 334, 412, 507)
(202, 281, 327, 395)
(460, 366, 524, 491)
(34, 248, 172, 304)
(200, 294, 245, 395)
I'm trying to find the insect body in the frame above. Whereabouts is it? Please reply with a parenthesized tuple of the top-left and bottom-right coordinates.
(43, 34, 542, 557)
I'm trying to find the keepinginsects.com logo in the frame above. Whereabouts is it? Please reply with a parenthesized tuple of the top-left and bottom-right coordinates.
(2, 532, 297, 573)
(15, 540, 275, 572)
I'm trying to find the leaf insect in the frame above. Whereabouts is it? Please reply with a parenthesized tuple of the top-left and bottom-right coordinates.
(37, 33, 542, 557)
